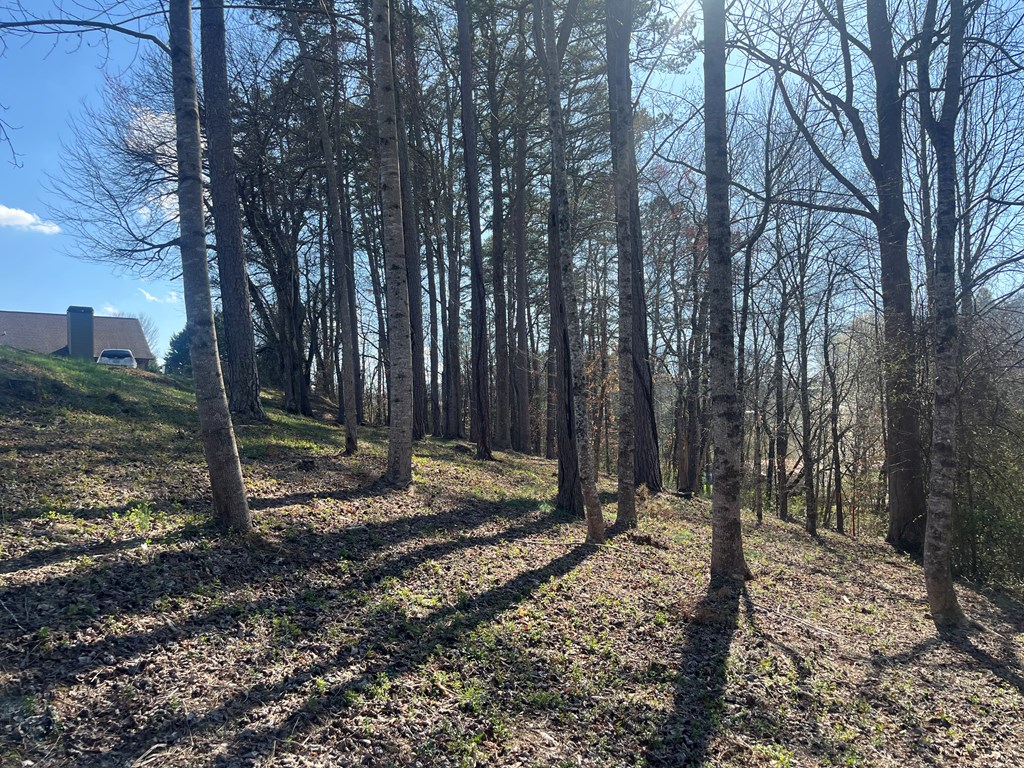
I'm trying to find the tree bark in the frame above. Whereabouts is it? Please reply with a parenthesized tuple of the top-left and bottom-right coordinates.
(607, 0, 636, 528)
(629, 169, 662, 493)
(774, 286, 789, 521)
(865, 0, 928, 556)
(372, 0, 414, 485)
(169, 0, 251, 533)
(394, 11, 427, 441)
(486, 16, 512, 451)
(704, 0, 750, 581)
(920, 0, 967, 628)
(198, 0, 264, 422)
(455, 0, 493, 460)
(536, 0, 605, 543)
(510, 35, 532, 453)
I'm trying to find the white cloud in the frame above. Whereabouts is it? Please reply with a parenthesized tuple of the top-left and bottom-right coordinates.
(102, 304, 119, 314)
(0, 204, 61, 235)
(139, 288, 183, 304)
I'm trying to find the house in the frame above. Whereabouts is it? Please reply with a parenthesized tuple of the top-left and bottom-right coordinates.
(0, 306, 155, 368)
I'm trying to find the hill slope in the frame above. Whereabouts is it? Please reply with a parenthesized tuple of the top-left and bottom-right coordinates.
(1, 348, 1022, 767)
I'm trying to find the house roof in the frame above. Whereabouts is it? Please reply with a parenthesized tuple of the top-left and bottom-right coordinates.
(0, 310, 155, 362)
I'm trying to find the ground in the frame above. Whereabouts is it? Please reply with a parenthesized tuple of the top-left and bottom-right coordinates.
(1, 348, 1022, 768)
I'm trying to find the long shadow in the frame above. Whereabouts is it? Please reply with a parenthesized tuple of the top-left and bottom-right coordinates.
(944, 629, 1024, 696)
(645, 582, 743, 767)
(873, 626, 1024, 698)
(247, 475, 386, 512)
(0, 529, 196, 575)
(1, 496, 573, 704)
(213, 544, 597, 764)
(74, 538, 596, 764)
(0, 479, 543, 614)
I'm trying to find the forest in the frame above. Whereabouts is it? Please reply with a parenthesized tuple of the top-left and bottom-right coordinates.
(1, 0, 1023, 764)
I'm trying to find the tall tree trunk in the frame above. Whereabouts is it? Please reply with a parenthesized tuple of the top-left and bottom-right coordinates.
(549, 194, 583, 512)
(629, 172, 662, 493)
(510, 35, 532, 452)
(341, 180, 364, 423)
(486, 19, 511, 451)
(920, 0, 967, 628)
(798, 245, 816, 535)
(681, 260, 707, 496)
(169, 0, 251, 533)
(372, 0, 414, 485)
(865, 0, 928, 556)
(394, 11, 427, 441)
(287, 9, 358, 453)
(442, 171, 463, 439)
(455, 0, 493, 459)
(536, 0, 605, 543)
(774, 286, 789, 521)
(704, 0, 750, 581)
(198, 0, 264, 422)
(425, 221, 442, 434)
(607, 0, 636, 528)
(823, 292, 844, 534)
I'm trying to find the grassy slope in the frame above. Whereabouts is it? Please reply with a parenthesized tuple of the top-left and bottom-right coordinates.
(1, 347, 1022, 768)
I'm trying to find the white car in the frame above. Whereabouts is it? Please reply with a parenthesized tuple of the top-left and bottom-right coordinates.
(97, 349, 138, 368)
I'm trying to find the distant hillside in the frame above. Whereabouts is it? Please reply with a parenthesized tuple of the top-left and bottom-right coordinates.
(1, 348, 1022, 767)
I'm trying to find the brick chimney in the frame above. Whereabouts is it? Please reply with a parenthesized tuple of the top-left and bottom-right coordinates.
(67, 306, 94, 360)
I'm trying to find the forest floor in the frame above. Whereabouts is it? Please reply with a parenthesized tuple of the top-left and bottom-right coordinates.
(1, 348, 1023, 768)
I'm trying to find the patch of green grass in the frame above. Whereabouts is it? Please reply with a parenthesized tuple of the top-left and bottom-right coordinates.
(753, 743, 795, 767)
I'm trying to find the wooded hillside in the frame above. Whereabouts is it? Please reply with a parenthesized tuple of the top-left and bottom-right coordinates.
(1, 350, 1022, 766)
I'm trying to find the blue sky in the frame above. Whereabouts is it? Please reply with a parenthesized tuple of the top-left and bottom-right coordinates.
(0, 30, 184, 361)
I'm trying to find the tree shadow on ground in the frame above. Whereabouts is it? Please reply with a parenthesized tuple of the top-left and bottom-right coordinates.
(0, 491, 582, 750)
(874, 626, 1024, 698)
(200, 543, 599, 765)
(644, 581, 744, 767)
(939, 626, 1024, 696)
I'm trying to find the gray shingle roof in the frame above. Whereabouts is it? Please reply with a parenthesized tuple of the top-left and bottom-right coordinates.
(0, 310, 155, 362)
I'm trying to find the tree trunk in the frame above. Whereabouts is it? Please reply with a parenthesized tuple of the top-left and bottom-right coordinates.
(797, 244, 816, 535)
(549, 194, 583, 513)
(606, 0, 636, 528)
(287, 9, 358, 453)
(865, 0, 928, 556)
(198, 0, 264, 422)
(536, 0, 604, 543)
(704, 0, 750, 581)
(629, 172, 662, 493)
(168, 0, 251, 533)
(486, 18, 511, 451)
(394, 13, 427, 441)
(372, 0, 414, 485)
(774, 288, 789, 521)
(920, 0, 967, 628)
(455, 0, 493, 460)
(510, 39, 532, 452)
(442, 173, 463, 439)
(823, 294, 844, 534)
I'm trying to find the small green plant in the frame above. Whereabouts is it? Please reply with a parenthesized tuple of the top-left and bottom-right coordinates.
(752, 743, 795, 767)
(113, 501, 155, 533)
(272, 614, 301, 644)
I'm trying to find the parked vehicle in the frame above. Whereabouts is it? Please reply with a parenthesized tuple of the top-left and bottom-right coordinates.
(97, 349, 138, 368)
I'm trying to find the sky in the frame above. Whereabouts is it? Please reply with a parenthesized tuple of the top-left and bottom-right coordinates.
(0, 29, 184, 362)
